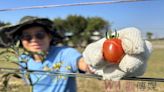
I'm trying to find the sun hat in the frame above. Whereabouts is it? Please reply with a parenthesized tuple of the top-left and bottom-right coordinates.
(0, 16, 64, 47)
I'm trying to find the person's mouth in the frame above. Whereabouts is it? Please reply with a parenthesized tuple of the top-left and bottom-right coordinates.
(31, 44, 42, 49)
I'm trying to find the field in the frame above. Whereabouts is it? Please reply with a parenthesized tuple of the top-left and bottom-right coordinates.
(0, 40, 164, 92)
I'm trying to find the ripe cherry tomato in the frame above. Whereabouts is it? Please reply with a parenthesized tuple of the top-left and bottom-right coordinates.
(103, 33, 125, 64)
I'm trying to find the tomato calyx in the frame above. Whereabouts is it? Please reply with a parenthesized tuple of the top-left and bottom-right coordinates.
(105, 29, 119, 39)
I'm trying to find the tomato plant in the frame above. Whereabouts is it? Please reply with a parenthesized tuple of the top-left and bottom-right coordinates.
(103, 30, 125, 64)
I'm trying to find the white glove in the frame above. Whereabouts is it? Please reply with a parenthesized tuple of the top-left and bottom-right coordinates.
(83, 27, 152, 80)
(116, 27, 144, 54)
(119, 40, 152, 77)
(82, 38, 106, 66)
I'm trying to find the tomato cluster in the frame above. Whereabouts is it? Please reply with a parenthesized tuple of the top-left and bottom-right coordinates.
(103, 30, 125, 64)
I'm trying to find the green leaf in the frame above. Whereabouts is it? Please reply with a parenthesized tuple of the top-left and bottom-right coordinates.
(8, 56, 19, 62)
(15, 40, 20, 48)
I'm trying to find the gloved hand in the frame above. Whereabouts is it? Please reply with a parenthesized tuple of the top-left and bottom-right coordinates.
(119, 40, 152, 77)
(116, 27, 144, 54)
(82, 38, 106, 66)
(83, 27, 152, 80)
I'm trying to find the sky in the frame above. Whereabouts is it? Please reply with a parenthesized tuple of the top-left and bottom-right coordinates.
(0, 0, 164, 38)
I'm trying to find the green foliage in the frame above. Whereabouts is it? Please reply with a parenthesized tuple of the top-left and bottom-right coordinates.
(52, 15, 110, 48)
(0, 20, 11, 27)
(146, 32, 153, 40)
(53, 18, 66, 31)
(65, 15, 87, 35)
(86, 17, 108, 32)
(1, 73, 21, 91)
(0, 21, 6, 27)
(0, 41, 25, 91)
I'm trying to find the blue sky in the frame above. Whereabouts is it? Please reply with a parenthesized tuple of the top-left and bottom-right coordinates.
(0, 0, 164, 38)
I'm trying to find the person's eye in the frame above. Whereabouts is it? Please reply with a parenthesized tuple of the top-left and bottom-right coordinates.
(36, 32, 46, 39)
(21, 34, 32, 41)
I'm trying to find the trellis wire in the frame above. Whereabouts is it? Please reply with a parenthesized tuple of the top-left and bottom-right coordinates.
(0, 0, 151, 12)
(0, 67, 164, 82)
(0, 67, 102, 79)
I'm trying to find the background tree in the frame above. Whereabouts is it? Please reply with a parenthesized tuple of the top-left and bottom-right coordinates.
(0, 21, 10, 27)
(53, 18, 66, 31)
(64, 15, 87, 48)
(53, 18, 66, 44)
(65, 15, 87, 35)
(53, 15, 110, 48)
(84, 17, 109, 43)
(146, 32, 153, 40)
(0, 21, 6, 27)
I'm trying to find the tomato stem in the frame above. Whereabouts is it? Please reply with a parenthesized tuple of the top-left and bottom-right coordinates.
(105, 30, 110, 39)
(117, 33, 119, 38)
(105, 30, 108, 39)
(114, 30, 117, 38)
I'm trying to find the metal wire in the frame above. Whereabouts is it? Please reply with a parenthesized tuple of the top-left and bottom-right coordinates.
(0, 0, 151, 12)
(0, 67, 164, 82)
(0, 67, 102, 79)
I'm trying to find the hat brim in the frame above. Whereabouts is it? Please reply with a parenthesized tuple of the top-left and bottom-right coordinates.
(0, 24, 20, 47)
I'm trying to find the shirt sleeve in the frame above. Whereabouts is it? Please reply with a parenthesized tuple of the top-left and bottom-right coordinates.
(61, 47, 82, 73)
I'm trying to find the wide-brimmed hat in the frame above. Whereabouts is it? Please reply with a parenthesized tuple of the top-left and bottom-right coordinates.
(0, 16, 64, 47)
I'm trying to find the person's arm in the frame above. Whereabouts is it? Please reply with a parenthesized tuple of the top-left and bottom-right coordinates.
(77, 58, 88, 72)
(77, 57, 95, 73)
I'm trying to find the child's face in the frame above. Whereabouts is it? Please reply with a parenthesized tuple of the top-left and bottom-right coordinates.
(21, 26, 52, 53)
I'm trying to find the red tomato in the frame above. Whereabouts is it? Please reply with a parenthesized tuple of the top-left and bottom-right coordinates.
(103, 38, 125, 64)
